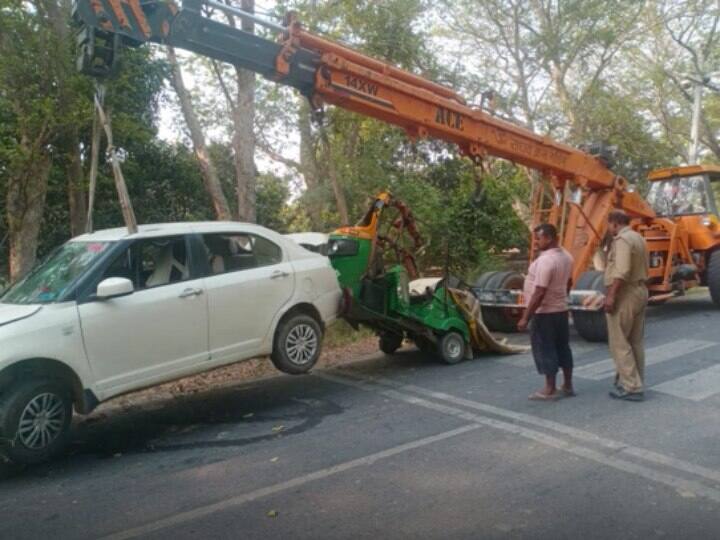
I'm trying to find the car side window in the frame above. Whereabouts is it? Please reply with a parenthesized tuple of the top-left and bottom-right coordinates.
(100, 236, 191, 290)
(202, 233, 283, 276)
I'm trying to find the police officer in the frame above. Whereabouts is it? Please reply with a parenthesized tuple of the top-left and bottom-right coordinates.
(604, 210, 649, 401)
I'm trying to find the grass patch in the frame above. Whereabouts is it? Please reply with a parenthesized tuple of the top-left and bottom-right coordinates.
(324, 319, 375, 349)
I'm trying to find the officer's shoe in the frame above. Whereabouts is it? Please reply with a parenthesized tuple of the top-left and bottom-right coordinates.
(609, 388, 644, 402)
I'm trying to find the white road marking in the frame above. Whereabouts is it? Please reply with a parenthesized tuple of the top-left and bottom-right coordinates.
(320, 371, 720, 489)
(101, 359, 720, 539)
(574, 339, 717, 380)
(100, 424, 480, 540)
(653, 364, 720, 401)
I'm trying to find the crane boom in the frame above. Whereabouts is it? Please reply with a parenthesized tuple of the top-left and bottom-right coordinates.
(74, 0, 617, 187)
(72, 0, 657, 282)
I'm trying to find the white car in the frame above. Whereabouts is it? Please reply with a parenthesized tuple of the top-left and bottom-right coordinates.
(0, 222, 342, 464)
(285, 232, 329, 255)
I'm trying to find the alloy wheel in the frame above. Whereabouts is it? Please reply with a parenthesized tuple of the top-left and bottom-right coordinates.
(17, 393, 66, 450)
(285, 324, 319, 366)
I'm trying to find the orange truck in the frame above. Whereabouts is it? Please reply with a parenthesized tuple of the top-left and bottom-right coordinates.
(72, 0, 720, 341)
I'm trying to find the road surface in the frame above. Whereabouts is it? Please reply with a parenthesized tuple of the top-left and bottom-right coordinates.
(2, 291, 719, 539)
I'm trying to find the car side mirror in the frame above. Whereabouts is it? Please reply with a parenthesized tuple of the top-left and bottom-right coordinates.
(96, 277, 134, 300)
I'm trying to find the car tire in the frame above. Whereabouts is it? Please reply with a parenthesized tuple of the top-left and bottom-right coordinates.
(271, 314, 323, 375)
(438, 331, 466, 365)
(0, 379, 73, 465)
(379, 333, 403, 355)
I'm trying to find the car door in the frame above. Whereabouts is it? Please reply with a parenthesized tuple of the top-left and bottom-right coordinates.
(200, 231, 294, 364)
(78, 235, 209, 397)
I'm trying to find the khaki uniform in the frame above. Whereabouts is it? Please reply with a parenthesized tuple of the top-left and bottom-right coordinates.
(604, 226, 649, 393)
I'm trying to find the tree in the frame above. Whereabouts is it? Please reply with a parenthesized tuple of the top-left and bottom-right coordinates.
(262, 0, 449, 230)
(443, 0, 645, 139)
(0, 1, 65, 279)
(168, 46, 233, 221)
(632, 1, 720, 163)
(228, 0, 258, 222)
(0, 0, 169, 280)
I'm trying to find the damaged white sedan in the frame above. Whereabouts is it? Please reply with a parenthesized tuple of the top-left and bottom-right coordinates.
(0, 222, 341, 464)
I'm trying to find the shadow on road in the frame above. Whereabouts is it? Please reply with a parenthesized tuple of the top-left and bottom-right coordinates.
(0, 375, 346, 481)
(646, 292, 717, 320)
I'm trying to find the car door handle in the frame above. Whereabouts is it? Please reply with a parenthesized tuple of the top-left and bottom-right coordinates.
(179, 287, 203, 298)
(270, 271, 290, 280)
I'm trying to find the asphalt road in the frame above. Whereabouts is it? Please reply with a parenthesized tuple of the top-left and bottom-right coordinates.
(2, 291, 720, 540)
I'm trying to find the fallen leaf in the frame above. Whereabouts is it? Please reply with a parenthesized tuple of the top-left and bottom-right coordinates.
(270, 457, 279, 463)
(267, 510, 278, 518)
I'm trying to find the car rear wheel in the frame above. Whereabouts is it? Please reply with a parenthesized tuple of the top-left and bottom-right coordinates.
(0, 379, 73, 464)
(271, 314, 323, 375)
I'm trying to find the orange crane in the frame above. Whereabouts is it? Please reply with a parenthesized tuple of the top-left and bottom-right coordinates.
(73, 0, 720, 340)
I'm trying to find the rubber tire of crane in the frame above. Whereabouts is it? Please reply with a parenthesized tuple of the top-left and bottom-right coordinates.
(473, 271, 497, 291)
(571, 270, 609, 343)
(379, 333, 404, 355)
(438, 331, 466, 365)
(708, 250, 720, 307)
(481, 271, 525, 333)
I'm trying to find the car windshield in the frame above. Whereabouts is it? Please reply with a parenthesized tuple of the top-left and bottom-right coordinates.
(2, 241, 112, 305)
(646, 175, 709, 216)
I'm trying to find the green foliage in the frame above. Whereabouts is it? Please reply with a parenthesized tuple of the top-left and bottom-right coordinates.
(2, 0, 711, 288)
(256, 174, 292, 232)
(572, 87, 676, 185)
(0, 0, 169, 279)
(271, 0, 529, 280)
(390, 158, 529, 280)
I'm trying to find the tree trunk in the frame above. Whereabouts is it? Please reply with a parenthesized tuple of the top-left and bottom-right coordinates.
(68, 139, 87, 236)
(233, 0, 257, 223)
(233, 67, 256, 222)
(6, 136, 52, 281)
(298, 100, 324, 229)
(86, 101, 102, 233)
(549, 63, 577, 130)
(168, 46, 233, 221)
(319, 127, 350, 226)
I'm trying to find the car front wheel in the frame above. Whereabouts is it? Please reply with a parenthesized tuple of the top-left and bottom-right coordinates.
(0, 379, 73, 464)
(271, 314, 323, 375)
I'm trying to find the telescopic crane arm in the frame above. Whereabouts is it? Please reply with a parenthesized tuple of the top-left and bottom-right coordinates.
(73, 0, 656, 282)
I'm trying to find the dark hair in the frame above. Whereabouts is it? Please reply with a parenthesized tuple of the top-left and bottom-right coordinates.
(608, 210, 631, 225)
(533, 223, 558, 240)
